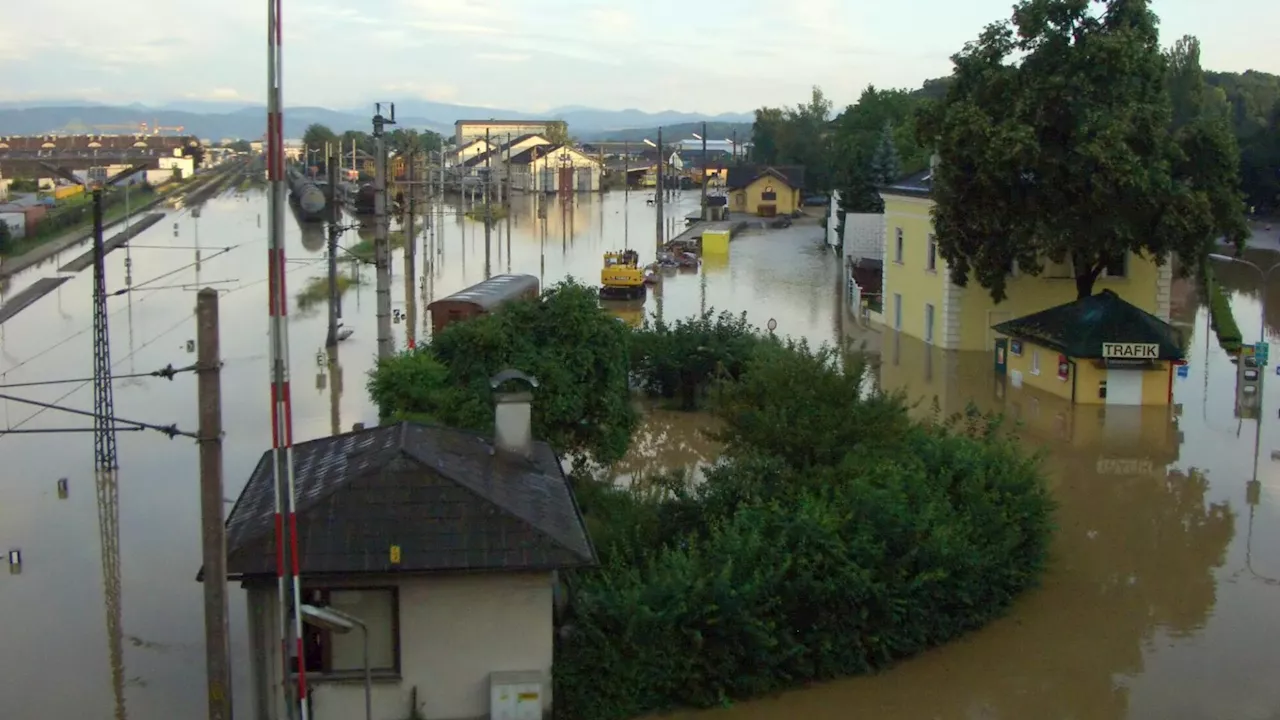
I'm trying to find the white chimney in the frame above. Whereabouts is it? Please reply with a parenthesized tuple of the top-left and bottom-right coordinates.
(489, 369, 540, 459)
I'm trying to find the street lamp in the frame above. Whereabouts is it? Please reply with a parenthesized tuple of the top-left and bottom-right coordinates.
(300, 603, 371, 720)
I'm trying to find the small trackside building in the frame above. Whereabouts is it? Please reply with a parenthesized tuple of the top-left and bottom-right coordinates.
(991, 289, 1186, 406)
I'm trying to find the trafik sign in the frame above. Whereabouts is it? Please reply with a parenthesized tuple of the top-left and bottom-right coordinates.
(1101, 343, 1159, 359)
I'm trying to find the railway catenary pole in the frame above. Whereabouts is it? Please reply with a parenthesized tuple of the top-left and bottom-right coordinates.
(266, 0, 308, 717)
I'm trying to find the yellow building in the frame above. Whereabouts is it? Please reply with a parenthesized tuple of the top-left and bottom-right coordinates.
(992, 290, 1185, 406)
(727, 165, 804, 217)
(876, 169, 1172, 352)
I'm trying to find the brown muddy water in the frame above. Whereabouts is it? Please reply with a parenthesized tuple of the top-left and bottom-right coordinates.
(0, 185, 1277, 720)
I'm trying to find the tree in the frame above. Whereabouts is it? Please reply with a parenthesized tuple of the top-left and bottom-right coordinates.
(747, 88, 836, 191)
(302, 123, 339, 154)
(367, 280, 637, 466)
(223, 139, 252, 153)
(386, 128, 443, 156)
(544, 121, 571, 145)
(829, 85, 930, 213)
(920, 0, 1248, 301)
(869, 122, 901, 186)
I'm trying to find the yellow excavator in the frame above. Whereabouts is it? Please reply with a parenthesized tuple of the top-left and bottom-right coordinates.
(600, 249, 646, 300)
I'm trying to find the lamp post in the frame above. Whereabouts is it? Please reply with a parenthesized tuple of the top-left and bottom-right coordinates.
(300, 604, 371, 720)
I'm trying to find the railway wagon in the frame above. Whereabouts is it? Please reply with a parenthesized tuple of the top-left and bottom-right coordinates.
(427, 273, 540, 335)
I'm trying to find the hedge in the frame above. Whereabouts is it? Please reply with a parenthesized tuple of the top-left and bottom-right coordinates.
(554, 342, 1055, 720)
(1202, 264, 1243, 353)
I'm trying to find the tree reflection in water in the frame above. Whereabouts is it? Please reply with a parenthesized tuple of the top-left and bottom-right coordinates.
(610, 404, 722, 487)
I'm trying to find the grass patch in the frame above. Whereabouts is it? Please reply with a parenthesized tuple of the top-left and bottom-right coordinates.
(464, 203, 508, 221)
(347, 231, 405, 263)
(1203, 263, 1243, 353)
(296, 274, 362, 313)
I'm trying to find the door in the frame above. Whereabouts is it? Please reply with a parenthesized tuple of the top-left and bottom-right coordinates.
(994, 338, 1008, 375)
(577, 167, 593, 192)
(558, 167, 574, 195)
(1105, 368, 1144, 406)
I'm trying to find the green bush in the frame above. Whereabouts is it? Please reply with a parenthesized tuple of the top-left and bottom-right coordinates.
(1203, 264, 1243, 352)
(367, 279, 637, 466)
(554, 342, 1054, 720)
(629, 311, 764, 410)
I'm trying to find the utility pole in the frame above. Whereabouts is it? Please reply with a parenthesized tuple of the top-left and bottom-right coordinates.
(404, 150, 417, 350)
(655, 127, 664, 255)
(326, 147, 341, 348)
(373, 102, 396, 360)
(700, 121, 708, 221)
(196, 287, 231, 720)
(624, 140, 629, 201)
(484, 128, 493, 280)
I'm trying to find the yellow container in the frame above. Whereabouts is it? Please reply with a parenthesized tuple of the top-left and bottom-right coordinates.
(701, 230, 730, 256)
(54, 185, 84, 200)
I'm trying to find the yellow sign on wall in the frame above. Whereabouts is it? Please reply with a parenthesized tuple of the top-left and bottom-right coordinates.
(389, 545, 401, 565)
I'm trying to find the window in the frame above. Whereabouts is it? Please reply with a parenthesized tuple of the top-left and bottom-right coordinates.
(296, 587, 399, 677)
(893, 293, 903, 330)
(1030, 349, 1041, 375)
(924, 303, 935, 344)
(926, 235, 937, 271)
(894, 228, 904, 263)
(1103, 253, 1127, 278)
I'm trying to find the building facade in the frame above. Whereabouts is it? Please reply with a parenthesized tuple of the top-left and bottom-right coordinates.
(454, 120, 566, 146)
(507, 145, 601, 193)
(874, 169, 1173, 353)
(727, 165, 804, 217)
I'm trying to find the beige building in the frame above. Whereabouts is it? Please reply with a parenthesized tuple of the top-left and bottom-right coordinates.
(206, 387, 596, 720)
(508, 145, 602, 193)
(454, 119, 566, 146)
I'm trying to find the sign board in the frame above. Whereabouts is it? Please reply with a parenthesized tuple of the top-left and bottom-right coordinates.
(1102, 342, 1159, 359)
(1177, 365, 1189, 378)
(1256, 341, 1270, 365)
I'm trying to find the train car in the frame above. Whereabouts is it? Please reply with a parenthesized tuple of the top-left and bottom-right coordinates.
(427, 273, 540, 335)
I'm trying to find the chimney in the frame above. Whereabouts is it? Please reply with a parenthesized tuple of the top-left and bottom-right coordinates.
(489, 369, 540, 459)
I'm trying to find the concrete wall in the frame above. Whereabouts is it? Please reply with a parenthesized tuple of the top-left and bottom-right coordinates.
(158, 155, 195, 179)
(248, 571, 555, 720)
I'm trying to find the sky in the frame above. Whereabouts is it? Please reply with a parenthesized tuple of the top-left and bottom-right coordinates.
(0, 0, 1276, 113)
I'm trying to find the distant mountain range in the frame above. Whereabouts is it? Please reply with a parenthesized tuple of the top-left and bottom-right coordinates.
(0, 100, 755, 142)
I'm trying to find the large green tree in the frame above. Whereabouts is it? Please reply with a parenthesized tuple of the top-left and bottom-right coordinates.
(920, 0, 1248, 301)
(749, 87, 835, 191)
(829, 85, 931, 213)
(301, 123, 339, 154)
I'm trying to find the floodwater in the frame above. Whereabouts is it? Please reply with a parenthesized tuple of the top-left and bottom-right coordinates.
(0, 183, 1277, 720)
(0, 187, 835, 719)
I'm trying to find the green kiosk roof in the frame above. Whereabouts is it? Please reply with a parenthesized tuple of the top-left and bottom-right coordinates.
(991, 290, 1185, 361)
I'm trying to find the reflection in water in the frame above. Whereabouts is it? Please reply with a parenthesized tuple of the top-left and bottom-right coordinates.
(99, 466, 127, 720)
(611, 406, 722, 486)
(662, 332, 1234, 720)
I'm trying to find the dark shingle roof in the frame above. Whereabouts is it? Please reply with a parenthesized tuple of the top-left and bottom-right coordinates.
(214, 421, 596, 580)
(879, 168, 933, 198)
(726, 164, 805, 191)
(992, 289, 1185, 360)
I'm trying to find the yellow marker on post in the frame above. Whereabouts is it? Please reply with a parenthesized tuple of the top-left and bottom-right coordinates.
(389, 545, 402, 565)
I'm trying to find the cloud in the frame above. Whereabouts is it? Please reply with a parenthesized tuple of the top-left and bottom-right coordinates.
(185, 88, 247, 101)
(473, 52, 531, 63)
(379, 81, 462, 103)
